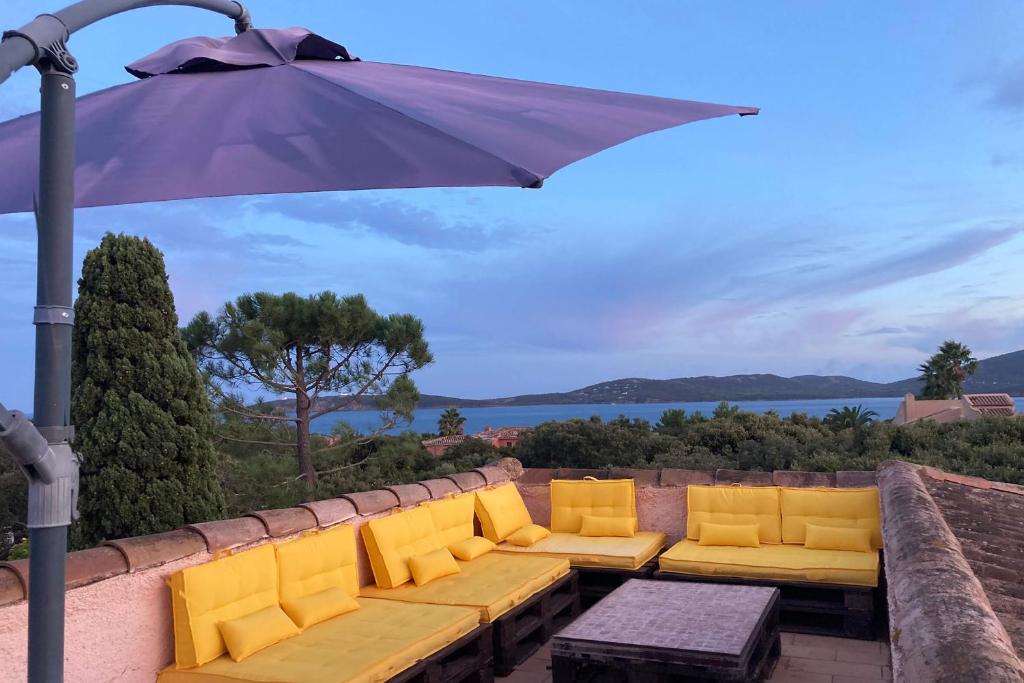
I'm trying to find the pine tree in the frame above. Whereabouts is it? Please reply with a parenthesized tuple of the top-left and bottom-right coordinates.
(72, 233, 225, 546)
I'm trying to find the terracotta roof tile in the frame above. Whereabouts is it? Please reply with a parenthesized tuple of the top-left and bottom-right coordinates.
(942, 473, 993, 490)
(445, 471, 487, 492)
(494, 456, 524, 480)
(966, 393, 1015, 407)
(556, 468, 609, 480)
(0, 565, 24, 606)
(836, 470, 878, 488)
(772, 470, 836, 488)
(104, 529, 204, 571)
(300, 498, 357, 527)
(187, 517, 268, 552)
(518, 468, 558, 485)
(384, 483, 431, 507)
(715, 469, 773, 486)
(245, 508, 317, 537)
(1, 546, 130, 597)
(659, 469, 714, 487)
(609, 468, 659, 486)
(0, 559, 28, 595)
(421, 435, 467, 447)
(419, 478, 461, 499)
(341, 489, 399, 515)
(473, 465, 511, 485)
(992, 481, 1024, 496)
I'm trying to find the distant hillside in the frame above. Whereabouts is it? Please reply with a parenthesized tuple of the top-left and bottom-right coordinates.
(262, 349, 1024, 411)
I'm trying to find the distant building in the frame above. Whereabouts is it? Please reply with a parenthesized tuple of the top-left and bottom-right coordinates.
(421, 426, 531, 457)
(893, 393, 1016, 425)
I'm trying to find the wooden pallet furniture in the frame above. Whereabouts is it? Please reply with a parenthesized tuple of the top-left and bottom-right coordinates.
(551, 580, 780, 682)
(392, 624, 494, 683)
(575, 556, 659, 606)
(493, 571, 581, 677)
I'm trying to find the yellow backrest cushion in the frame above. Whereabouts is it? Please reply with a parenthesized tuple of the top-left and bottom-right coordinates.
(804, 524, 873, 553)
(168, 544, 279, 668)
(698, 522, 761, 547)
(361, 506, 443, 589)
(423, 493, 477, 548)
(408, 547, 462, 586)
(281, 586, 360, 629)
(275, 525, 360, 602)
(686, 485, 782, 544)
(550, 479, 637, 533)
(218, 604, 300, 662)
(579, 515, 635, 538)
(474, 483, 533, 542)
(780, 487, 882, 549)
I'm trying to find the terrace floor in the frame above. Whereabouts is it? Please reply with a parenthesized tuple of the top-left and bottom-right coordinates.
(505, 632, 892, 683)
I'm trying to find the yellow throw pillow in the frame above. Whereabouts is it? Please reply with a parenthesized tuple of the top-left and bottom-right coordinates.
(804, 523, 873, 553)
(408, 548, 461, 586)
(506, 524, 551, 547)
(698, 522, 761, 548)
(218, 605, 300, 662)
(281, 586, 359, 630)
(579, 515, 635, 538)
(448, 536, 495, 561)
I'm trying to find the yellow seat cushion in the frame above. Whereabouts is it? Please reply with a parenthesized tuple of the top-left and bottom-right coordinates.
(275, 525, 360, 601)
(360, 552, 570, 623)
(448, 536, 495, 561)
(579, 515, 634, 538)
(698, 522, 760, 548)
(282, 587, 360, 630)
(218, 605, 300, 662)
(361, 506, 443, 589)
(550, 479, 637, 533)
(658, 539, 879, 587)
(506, 524, 551, 547)
(422, 493, 476, 548)
(496, 531, 666, 570)
(157, 598, 479, 683)
(687, 485, 782, 544)
(409, 548, 461, 586)
(804, 524, 873, 553)
(780, 487, 882, 549)
(475, 484, 533, 543)
(169, 544, 281, 669)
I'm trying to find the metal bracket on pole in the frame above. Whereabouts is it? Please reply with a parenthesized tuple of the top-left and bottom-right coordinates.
(33, 305, 75, 326)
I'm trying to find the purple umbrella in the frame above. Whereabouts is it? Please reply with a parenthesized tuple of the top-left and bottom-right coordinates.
(0, 27, 756, 214)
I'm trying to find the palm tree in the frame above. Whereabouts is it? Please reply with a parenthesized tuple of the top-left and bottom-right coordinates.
(917, 340, 978, 399)
(824, 405, 879, 429)
(438, 407, 466, 436)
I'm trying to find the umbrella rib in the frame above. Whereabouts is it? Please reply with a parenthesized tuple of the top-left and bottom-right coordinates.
(290, 63, 546, 188)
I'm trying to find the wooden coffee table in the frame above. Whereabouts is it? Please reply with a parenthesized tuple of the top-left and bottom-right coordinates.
(551, 579, 780, 682)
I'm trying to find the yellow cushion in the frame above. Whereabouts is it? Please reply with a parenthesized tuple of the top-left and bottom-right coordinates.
(361, 506, 443, 589)
(686, 485, 782, 544)
(218, 605, 300, 663)
(698, 522, 760, 548)
(360, 553, 570, 623)
(780, 487, 882, 549)
(579, 515, 635, 538)
(281, 586, 360, 630)
(409, 548, 461, 586)
(475, 484, 533, 542)
(168, 544, 280, 669)
(423, 493, 476, 548)
(449, 536, 495, 561)
(550, 479, 637, 533)
(658, 539, 879, 587)
(496, 531, 665, 570)
(157, 598, 479, 683)
(506, 524, 551, 547)
(805, 524, 873, 553)
(275, 525, 360, 602)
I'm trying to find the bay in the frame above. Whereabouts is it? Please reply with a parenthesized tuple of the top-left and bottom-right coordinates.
(309, 396, 1021, 436)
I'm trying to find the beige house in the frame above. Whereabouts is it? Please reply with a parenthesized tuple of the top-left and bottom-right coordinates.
(892, 392, 1016, 425)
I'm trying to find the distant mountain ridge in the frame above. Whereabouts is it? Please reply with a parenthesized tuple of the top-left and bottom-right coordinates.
(264, 349, 1024, 411)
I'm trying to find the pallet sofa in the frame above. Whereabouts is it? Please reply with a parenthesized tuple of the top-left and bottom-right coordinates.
(359, 492, 580, 676)
(654, 484, 883, 639)
(157, 524, 492, 683)
(480, 480, 666, 603)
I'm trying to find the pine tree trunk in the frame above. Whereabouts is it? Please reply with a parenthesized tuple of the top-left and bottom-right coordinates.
(294, 349, 318, 500)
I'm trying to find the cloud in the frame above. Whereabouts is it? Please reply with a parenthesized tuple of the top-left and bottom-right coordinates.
(255, 194, 532, 252)
(983, 61, 1024, 110)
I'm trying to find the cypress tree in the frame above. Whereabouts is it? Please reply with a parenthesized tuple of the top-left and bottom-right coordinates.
(72, 233, 225, 546)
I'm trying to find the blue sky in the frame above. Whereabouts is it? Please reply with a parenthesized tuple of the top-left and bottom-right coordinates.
(1, 1, 1023, 407)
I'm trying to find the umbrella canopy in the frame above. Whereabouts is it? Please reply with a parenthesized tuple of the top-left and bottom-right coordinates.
(0, 27, 756, 214)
